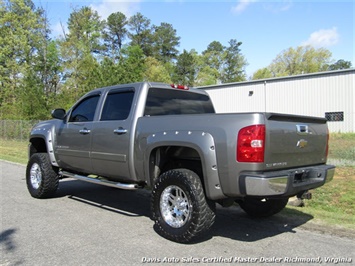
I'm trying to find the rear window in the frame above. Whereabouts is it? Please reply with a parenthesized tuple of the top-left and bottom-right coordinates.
(144, 88, 214, 116)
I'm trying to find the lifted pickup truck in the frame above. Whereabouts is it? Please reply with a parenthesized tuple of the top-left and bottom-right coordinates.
(26, 82, 335, 243)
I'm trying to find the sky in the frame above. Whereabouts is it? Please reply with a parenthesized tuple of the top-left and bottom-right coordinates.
(33, 0, 354, 78)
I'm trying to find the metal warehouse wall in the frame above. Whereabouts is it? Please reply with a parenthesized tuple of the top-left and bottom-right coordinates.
(199, 69, 355, 133)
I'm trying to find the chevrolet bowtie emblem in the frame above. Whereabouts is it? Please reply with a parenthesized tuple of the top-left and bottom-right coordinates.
(297, 139, 308, 148)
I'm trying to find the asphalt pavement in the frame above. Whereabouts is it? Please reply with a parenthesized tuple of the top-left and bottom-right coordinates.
(1, 160, 354, 265)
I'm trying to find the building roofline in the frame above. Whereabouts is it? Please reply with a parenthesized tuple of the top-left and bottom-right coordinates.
(197, 68, 355, 90)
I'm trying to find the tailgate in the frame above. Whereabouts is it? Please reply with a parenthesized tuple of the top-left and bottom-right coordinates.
(265, 113, 328, 170)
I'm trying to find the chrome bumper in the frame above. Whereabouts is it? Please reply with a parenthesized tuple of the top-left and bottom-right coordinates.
(240, 164, 335, 197)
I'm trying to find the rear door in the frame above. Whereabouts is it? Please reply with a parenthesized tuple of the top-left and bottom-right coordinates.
(265, 113, 329, 170)
(91, 88, 135, 181)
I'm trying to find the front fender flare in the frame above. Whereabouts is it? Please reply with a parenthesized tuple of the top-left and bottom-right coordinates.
(29, 125, 58, 167)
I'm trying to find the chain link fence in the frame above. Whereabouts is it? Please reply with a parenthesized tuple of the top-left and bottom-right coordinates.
(0, 120, 40, 141)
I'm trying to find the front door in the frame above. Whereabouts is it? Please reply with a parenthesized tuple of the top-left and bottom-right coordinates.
(91, 88, 135, 181)
(56, 94, 100, 173)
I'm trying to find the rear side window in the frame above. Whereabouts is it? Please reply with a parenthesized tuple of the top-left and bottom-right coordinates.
(144, 88, 214, 116)
(101, 91, 134, 121)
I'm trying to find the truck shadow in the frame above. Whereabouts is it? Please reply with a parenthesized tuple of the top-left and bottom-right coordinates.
(55, 179, 313, 243)
(55, 179, 152, 217)
(209, 206, 313, 243)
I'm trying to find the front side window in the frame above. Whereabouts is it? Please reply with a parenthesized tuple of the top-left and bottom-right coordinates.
(69, 95, 100, 122)
(144, 88, 215, 116)
(101, 91, 134, 121)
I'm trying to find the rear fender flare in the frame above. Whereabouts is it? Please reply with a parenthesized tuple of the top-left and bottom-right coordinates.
(144, 130, 224, 200)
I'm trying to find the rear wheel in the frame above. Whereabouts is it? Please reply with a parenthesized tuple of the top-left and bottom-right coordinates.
(151, 169, 216, 243)
(26, 153, 59, 198)
(238, 197, 288, 218)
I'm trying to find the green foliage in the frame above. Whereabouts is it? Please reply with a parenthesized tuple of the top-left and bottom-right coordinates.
(252, 45, 336, 80)
(270, 46, 331, 77)
(252, 67, 273, 80)
(144, 57, 171, 83)
(128, 12, 154, 57)
(200, 39, 247, 84)
(195, 66, 219, 86)
(152, 22, 180, 63)
(221, 39, 247, 83)
(66, 6, 104, 54)
(328, 59, 352, 71)
(104, 11, 128, 60)
(173, 50, 196, 86)
(201, 41, 224, 83)
(0, 0, 59, 119)
(119, 45, 145, 83)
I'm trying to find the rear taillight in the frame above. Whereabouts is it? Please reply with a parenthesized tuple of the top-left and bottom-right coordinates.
(237, 125, 265, 163)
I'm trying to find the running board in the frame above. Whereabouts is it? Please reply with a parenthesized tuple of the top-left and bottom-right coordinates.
(60, 171, 140, 190)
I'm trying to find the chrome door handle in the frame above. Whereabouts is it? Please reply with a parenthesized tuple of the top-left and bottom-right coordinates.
(79, 128, 91, 135)
(113, 128, 127, 135)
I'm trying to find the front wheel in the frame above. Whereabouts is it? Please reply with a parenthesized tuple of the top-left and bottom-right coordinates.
(151, 169, 216, 243)
(26, 153, 59, 198)
(238, 197, 288, 218)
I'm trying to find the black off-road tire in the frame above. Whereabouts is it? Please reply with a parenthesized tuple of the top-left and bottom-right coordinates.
(26, 153, 59, 198)
(151, 169, 216, 243)
(238, 197, 288, 218)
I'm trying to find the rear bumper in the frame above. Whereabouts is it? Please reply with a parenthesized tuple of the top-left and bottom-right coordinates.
(239, 164, 335, 197)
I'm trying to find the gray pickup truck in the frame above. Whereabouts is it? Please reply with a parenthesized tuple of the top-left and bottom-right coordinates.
(26, 82, 335, 243)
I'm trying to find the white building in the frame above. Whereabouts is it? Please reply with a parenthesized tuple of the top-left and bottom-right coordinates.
(198, 69, 355, 133)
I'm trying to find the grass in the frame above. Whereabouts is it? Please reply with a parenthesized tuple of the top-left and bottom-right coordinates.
(1, 134, 354, 231)
(328, 133, 355, 166)
(0, 139, 28, 165)
(284, 166, 355, 230)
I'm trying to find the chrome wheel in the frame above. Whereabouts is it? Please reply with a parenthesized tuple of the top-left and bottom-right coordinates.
(26, 153, 59, 198)
(30, 163, 42, 189)
(160, 185, 191, 228)
(152, 169, 216, 243)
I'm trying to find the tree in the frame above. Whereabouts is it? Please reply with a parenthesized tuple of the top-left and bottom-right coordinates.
(143, 57, 171, 83)
(66, 6, 104, 54)
(173, 50, 196, 87)
(221, 39, 247, 83)
(269, 46, 332, 77)
(119, 45, 145, 83)
(128, 12, 154, 57)
(199, 40, 247, 84)
(152, 22, 180, 63)
(202, 41, 224, 72)
(99, 57, 124, 87)
(328, 59, 352, 71)
(60, 6, 104, 100)
(191, 49, 218, 86)
(194, 65, 220, 86)
(103, 11, 128, 60)
(0, 0, 57, 119)
(252, 68, 273, 80)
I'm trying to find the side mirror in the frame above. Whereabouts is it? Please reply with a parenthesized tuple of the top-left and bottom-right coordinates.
(51, 108, 66, 120)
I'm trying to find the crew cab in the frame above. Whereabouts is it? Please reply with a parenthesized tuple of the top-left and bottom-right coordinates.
(26, 82, 335, 243)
